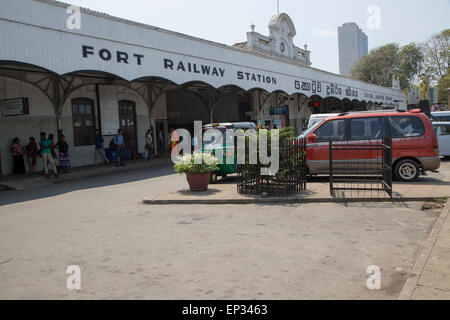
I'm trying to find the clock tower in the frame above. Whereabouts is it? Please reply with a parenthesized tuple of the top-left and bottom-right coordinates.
(268, 13, 296, 57)
(234, 13, 311, 66)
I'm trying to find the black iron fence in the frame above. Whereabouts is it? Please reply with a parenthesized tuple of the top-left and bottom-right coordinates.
(329, 137, 393, 199)
(237, 139, 307, 197)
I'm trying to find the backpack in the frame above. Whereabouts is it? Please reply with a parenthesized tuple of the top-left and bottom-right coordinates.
(109, 136, 118, 151)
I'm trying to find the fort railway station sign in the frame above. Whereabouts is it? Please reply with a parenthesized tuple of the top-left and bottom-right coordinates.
(0, 0, 405, 107)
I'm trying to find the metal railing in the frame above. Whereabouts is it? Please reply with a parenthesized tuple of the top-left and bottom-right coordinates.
(237, 139, 307, 197)
(329, 137, 393, 199)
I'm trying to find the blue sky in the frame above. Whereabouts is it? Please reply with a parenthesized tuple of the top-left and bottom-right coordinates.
(66, 0, 450, 74)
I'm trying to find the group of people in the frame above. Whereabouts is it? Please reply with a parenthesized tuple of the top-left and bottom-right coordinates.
(144, 127, 165, 161)
(95, 126, 166, 166)
(94, 128, 126, 167)
(10, 126, 167, 176)
(10, 132, 71, 178)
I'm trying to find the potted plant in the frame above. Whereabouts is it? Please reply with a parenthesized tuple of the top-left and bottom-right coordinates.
(174, 153, 219, 191)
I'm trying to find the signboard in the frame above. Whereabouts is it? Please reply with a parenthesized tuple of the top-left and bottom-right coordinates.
(270, 106, 288, 115)
(0, 98, 29, 117)
(0, 1, 406, 107)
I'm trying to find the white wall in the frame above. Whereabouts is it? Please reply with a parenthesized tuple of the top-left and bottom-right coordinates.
(61, 85, 150, 166)
(117, 86, 150, 154)
(152, 93, 168, 120)
(0, 0, 406, 105)
(0, 76, 56, 175)
(61, 85, 97, 168)
(0, 78, 151, 174)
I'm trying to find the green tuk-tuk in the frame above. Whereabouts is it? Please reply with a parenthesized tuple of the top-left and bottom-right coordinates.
(202, 122, 257, 183)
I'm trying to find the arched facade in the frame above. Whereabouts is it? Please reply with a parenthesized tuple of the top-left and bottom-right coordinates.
(0, 0, 406, 174)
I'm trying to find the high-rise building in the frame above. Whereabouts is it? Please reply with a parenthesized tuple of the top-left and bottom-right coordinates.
(338, 23, 368, 77)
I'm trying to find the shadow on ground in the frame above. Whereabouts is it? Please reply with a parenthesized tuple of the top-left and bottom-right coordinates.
(177, 189, 222, 197)
(0, 164, 174, 207)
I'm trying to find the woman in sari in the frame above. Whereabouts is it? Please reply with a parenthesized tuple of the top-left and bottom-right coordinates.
(56, 135, 71, 174)
(24, 137, 38, 173)
(10, 137, 26, 174)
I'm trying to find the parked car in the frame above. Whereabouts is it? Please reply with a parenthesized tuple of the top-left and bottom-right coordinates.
(431, 111, 450, 122)
(297, 109, 440, 182)
(432, 122, 450, 158)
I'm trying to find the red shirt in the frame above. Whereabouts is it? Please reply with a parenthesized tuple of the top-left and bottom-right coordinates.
(11, 143, 23, 156)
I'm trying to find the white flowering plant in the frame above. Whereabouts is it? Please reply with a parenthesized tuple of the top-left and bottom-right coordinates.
(174, 153, 219, 174)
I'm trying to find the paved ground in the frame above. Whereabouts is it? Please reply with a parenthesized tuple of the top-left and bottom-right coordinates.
(148, 160, 450, 202)
(402, 200, 450, 300)
(0, 163, 446, 299)
(0, 157, 173, 191)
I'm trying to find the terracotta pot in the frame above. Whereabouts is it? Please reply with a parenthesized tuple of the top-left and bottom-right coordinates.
(185, 172, 211, 191)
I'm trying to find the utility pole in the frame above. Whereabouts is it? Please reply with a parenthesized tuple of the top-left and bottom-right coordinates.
(277, 0, 280, 14)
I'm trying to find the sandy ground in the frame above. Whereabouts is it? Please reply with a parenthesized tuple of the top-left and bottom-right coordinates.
(0, 165, 444, 300)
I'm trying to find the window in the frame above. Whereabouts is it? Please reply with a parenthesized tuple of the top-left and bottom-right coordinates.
(350, 117, 385, 140)
(72, 98, 95, 146)
(441, 125, 450, 136)
(315, 119, 345, 142)
(389, 116, 425, 138)
(434, 116, 450, 122)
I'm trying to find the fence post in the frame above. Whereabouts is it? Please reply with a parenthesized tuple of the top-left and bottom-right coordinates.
(384, 137, 393, 198)
(329, 138, 333, 197)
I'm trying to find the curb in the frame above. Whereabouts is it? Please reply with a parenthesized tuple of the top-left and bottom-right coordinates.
(142, 197, 442, 205)
(397, 200, 450, 300)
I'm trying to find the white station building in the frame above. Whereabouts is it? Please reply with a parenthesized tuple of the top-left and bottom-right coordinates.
(0, 0, 406, 175)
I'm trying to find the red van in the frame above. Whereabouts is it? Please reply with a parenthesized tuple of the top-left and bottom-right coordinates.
(298, 110, 440, 182)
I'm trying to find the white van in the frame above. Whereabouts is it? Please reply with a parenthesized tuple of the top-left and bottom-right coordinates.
(433, 122, 450, 157)
(307, 114, 339, 128)
(431, 111, 450, 122)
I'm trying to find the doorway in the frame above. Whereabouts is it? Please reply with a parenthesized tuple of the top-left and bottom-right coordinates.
(118, 100, 137, 156)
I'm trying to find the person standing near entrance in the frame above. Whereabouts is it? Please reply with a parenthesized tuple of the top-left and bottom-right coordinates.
(145, 129, 154, 161)
(24, 137, 38, 173)
(158, 127, 164, 156)
(94, 129, 110, 165)
(49, 134, 59, 171)
(112, 129, 126, 167)
(40, 133, 58, 179)
(10, 137, 26, 174)
(56, 135, 71, 174)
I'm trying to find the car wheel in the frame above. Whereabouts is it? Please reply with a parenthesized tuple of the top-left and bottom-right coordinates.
(394, 159, 420, 182)
(210, 172, 218, 184)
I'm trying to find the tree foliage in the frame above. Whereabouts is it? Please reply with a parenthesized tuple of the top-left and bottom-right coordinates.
(422, 29, 450, 83)
(437, 73, 450, 104)
(397, 43, 424, 89)
(350, 29, 448, 104)
(351, 43, 423, 90)
(351, 44, 399, 88)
